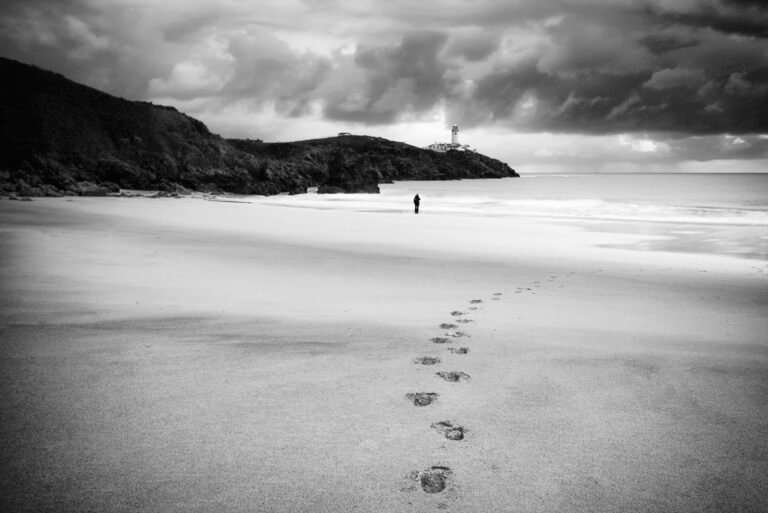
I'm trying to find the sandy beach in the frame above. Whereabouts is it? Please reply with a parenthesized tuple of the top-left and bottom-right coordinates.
(1, 195, 767, 512)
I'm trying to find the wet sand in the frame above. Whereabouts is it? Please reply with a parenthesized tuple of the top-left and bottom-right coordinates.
(1, 196, 767, 512)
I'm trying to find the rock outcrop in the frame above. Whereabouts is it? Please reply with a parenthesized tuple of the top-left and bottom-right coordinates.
(0, 57, 518, 197)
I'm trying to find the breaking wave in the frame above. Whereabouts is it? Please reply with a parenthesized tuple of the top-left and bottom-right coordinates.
(253, 193, 768, 227)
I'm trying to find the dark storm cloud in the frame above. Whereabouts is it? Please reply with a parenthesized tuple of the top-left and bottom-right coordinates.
(444, 30, 501, 62)
(641, 0, 768, 38)
(439, 1, 768, 135)
(460, 57, 768, 135)
(311, 0, 768, 136)
(1, 0, 766, 140)
(0, 0, 171, 99)
(223, 32, 331, 104)
(638, 33, 699, 56)
(0, 0, 97, 72)
(323, 32, 453, 123)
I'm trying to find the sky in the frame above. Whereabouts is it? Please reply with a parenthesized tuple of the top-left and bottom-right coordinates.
(1, 0, 767, 174)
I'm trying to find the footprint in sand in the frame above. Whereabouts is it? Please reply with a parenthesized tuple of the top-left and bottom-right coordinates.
(448, 330, 470, 338)
(431, 420, 465, 441)
(440, 323, 458, 330)
(436, 371, 471, 382)
(456, 318, 473, 323)
(413, 356, 441, 365)
(468, 306, 478, 310)
(413, 466, 452, 493)
(405, 392, 439, 406)
(469, 299, 483, 304)
(447, 347, 469, 354)
(431, 336, 451, 344)
(450, 310, 467, 317)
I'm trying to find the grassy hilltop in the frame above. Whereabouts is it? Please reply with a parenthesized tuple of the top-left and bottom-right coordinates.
(0, 57, 518, 197)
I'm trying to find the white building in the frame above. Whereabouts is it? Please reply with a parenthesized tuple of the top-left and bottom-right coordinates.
(425, 125, 474, 152)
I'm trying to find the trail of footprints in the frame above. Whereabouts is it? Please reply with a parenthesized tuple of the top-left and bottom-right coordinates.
(403, 273, 575, 502)
(404, 293, 494, 498)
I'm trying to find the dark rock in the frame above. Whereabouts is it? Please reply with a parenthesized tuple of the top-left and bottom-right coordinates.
(349, 182, 380, 193)
(159, 182, 192, 195)
(41, 184, 62, 197)
(76, 181, 111, 196)
(317, 185, 346, 194)
(16, 179, 43, 197)
(149, 191, 180, 198)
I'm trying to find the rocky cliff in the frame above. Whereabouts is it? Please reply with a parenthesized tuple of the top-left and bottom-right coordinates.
(0, 57, 518, 197)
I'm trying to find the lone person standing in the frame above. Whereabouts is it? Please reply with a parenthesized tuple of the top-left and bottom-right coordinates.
(413, 194, 421, 214)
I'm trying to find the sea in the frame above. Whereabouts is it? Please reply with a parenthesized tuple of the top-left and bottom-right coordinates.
(254, 173, 768, 262)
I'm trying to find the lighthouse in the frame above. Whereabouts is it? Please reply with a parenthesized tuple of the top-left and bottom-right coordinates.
(424, 125, 474, 153)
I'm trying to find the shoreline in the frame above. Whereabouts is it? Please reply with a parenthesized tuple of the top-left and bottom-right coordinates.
(1, 197, 767, 512)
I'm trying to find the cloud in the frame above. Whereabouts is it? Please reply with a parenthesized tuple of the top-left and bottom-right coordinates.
(444, 29, 501, 62)
(666, 133, 768, 160)
(641, 0, 768, 38)
(1, 0, 767, 154)
(323, 31, 452, 123)
(0, 0, 182, 98)
(643, 67, 707, 89)
(536, 18, 656, 77)
(148, 59, 229, 99)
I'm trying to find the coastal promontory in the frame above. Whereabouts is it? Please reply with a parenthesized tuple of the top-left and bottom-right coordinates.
(0, 57, 518, 197)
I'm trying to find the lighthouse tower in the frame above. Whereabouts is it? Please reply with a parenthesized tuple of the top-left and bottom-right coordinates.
(451, 125, 459, 145)
(425, 124, 473, 152)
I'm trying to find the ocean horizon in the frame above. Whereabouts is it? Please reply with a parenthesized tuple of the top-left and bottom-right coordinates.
(251, 172, 768, 262)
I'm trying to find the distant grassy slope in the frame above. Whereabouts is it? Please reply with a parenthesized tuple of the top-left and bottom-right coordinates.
(0, 57, 517, 196)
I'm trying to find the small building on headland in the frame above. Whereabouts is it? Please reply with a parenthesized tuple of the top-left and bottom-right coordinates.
(425, 125, 475, 153)
(338, 132, 352, 136)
